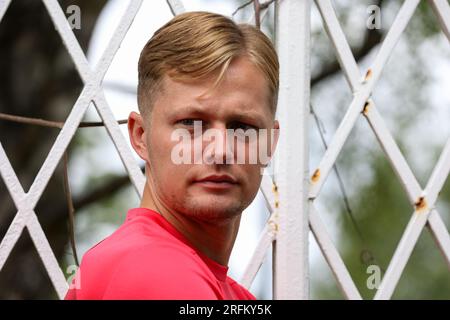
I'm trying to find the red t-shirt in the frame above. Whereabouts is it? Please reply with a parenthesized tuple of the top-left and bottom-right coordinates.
(65, 207, 256, 300)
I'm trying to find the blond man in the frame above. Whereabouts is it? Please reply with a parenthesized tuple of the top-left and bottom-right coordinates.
(66, 11, 279, 300)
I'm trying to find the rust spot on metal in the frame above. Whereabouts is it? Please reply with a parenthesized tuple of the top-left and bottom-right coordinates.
(365, 68, 372, 81)
(272, 184, 278, 193)
(268, 220, 278, 232)
(414, 196, 427, 212)
(363, 101, 371, 115)
(274, 201, 279, 209)
(311, 169, 320, 182)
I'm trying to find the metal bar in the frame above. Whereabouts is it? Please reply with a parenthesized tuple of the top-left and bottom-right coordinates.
(43, 0, 92, 83)
(428, 0, 450, 41)
(0, 0, 11, 22)
(43, 0, 145, 197)
(27, 215, 69, 299)
(427, 210, 450, 267)
(375, 138, 450, 299)
(26, 86, 96, 206)
(0, 87, 95, 298)
(0, 145, 68, 299)
(91, 0, 143, 81)
(260, 175, 275, 214)
(424, 137, 450, 205)
(166, 0, 185, 16)
(315, 0, 361, 91)
(92, 92, 145, 196)
(313, 0, 450, 299)
(365, 105, 422, 201)
(366, 106, 450, 266)
(0, 0, 146, 300)
(374, 207, 429, 299)
(310, 204, 362, 300)
(309, 0, 420, 199)
(0, 146, 30, 269)
(240, 220, 276, 289)
(0, 146, 26, 206)
(317, 0, 450, 281)
(248, 3, 271, 25)
(273, 0, 310, 299)
(316, 0, 421, 201)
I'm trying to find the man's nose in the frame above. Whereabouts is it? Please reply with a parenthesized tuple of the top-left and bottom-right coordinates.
(204, 124, 234, 165)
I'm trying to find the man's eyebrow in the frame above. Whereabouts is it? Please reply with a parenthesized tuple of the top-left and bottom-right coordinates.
(170, 105, 209, 117)
(170, 105, 267, 125)
(229, 112, 266, 126)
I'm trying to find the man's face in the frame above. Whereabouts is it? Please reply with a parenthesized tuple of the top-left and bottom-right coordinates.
(139, 56, 278, 222)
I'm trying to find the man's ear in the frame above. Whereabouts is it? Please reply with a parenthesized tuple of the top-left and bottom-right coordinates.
(128, 111, 149, 162)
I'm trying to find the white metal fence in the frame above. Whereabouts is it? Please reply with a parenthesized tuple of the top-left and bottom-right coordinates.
(308, 0, 450, 299)
(0, 0, 449, 300)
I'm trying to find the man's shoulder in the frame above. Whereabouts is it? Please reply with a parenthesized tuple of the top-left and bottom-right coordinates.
(76, 216, 198, 291)
(82, 212, 184, 263)
(82, 228, 195, 272)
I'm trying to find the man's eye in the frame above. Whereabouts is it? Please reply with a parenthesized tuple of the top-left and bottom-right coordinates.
(177, 119, 202, 126)
(229, 122, 257, 131)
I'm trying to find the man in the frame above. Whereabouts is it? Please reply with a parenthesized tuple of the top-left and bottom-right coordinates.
(65, 11, 279, 300)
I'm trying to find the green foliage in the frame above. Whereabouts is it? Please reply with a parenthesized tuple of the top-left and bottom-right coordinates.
(410, 0, 443, 40)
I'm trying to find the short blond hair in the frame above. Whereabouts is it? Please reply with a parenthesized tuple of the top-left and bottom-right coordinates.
(137, 11, 279, 118)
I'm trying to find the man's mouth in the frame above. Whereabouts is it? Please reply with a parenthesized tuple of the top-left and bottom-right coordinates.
(194, 174, 238, 190)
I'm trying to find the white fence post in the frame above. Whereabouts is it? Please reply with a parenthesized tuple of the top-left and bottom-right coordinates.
(273, 0, 311, 300)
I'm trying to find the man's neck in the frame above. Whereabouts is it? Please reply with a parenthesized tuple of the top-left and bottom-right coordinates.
(139, 181, 241, 266)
